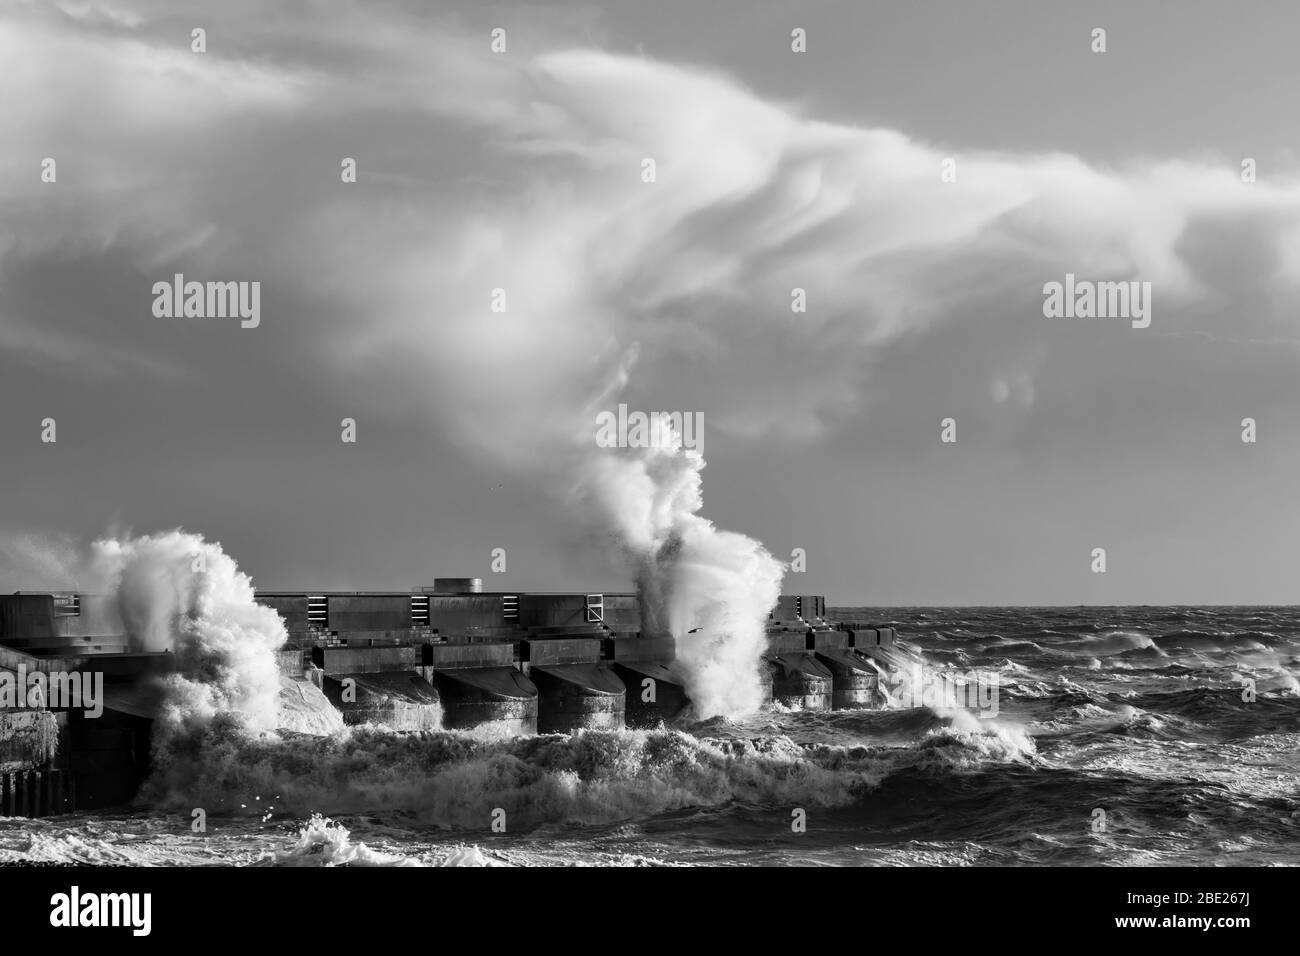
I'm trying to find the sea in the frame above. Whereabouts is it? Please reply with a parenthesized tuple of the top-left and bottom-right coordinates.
(2, 606, 1297, 866)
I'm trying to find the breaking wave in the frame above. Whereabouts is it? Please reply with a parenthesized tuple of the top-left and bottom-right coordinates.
(139, 720, 1034, 830)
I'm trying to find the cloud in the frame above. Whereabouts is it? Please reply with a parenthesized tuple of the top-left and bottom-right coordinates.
(0, 531, 83, 591)
(4, 0, 1300, 453)
(0, 312, 190, 382)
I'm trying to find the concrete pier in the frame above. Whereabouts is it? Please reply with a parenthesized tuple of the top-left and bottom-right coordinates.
(845, 626, 905, 669)
(764, 631, 833, 711)
(0, 768, 74, 816)
(767, 653, 833, 710)
(530, 663, 626, 733)
(524, 635, 625, 732)
(805, 629, 882, 709)
(65, 703, 153, 810)
(605, 636, 686, 725)
(279, 676, 344, 735)
(613, 660, 686, 726)
(320, 672, 441, 729)
(312, 645, 442, 728)
(0, 588, 904, 813)
(430, 668, 538, 735)
(422, 641, 538, 735)
(816, 649, 883, 709)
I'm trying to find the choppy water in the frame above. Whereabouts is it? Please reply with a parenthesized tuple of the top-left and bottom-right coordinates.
(2, 606, 1297, 866)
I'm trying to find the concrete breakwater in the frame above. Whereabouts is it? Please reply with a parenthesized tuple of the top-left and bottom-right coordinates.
(0, 583, 898, 815)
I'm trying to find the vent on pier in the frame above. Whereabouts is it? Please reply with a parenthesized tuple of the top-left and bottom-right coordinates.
(307, 595, 327, 629)
(410, 595, 430, 628)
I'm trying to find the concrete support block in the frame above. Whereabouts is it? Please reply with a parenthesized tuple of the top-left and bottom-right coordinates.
(422, 641, 515, 670)
(845, 627, 897, 649)
(766, 653, 833, 711)
(320, 671, 440, 730)
(614, 660, 689, 726)
(765, 631, 810, 655)
(523, 637, 601, 666)
(815, 648, 885, 710)
(857, 643, 908, 673)
(530, 663, 626, 733)
(432, 667, 538, 736)
(808, 629, 849, 651)
(310, 645, 418, 675)
(603, 635, 675, 662)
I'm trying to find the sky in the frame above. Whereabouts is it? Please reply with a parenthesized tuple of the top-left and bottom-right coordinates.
(4, 0, 1300, 605)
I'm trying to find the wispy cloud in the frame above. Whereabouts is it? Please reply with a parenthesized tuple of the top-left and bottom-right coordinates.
(5, 0, 1300, 445)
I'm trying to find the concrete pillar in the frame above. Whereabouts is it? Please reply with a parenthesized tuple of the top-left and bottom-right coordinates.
(48, 769, 65, 816)
(530, 663, 626, 733)
(614, 660, 689, 726)
(815, 648, 884, 709)
(432, 668, 538, 736)
(766, 653, 833, 711)
(321, 671, 441, 729)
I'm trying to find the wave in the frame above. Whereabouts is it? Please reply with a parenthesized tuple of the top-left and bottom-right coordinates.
(256, 814, 505, 867)
(136, 714, 1036, 831)
(1066, 631, 1160, 656)
(977, 640, 1045, 657)
(1028, 702, 1145, 736)
(1152, 629, 1287, 650)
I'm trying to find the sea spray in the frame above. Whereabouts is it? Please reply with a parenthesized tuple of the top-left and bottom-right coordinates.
(136, 722, 1035, 828)
(574, 418, 784, 719)
(139, 725, 878, 824)
(262, 814, 507, 867)
(88, 530, 287, 732)
(265, 813, 422, 867)
(278, 676, 346, 736)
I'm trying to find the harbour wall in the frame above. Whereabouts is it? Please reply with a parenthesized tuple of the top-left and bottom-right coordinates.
(0, 589, 897, 815)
